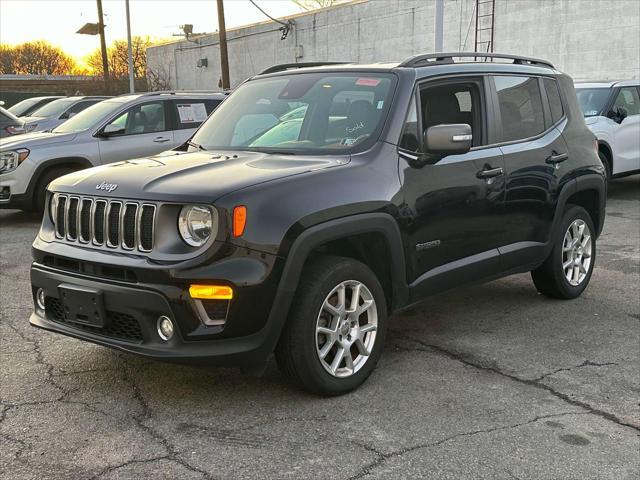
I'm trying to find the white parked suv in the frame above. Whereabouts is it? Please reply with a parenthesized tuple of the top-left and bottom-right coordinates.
(575, 80, 640, 180)
(0, 91, 226, 211)
(21, 96, 111, 133)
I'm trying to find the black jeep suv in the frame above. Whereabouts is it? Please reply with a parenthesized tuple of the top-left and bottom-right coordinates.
(30, 53, 605, 395)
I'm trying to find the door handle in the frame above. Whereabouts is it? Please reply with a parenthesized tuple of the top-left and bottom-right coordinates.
(545, 151, 568, 164)
(476, 166, 504, 179)
(153, 137, 170, 143)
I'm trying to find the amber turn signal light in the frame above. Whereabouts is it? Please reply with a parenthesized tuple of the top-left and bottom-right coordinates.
(233, 206, 247, 237)
(189, 284, 233, 300)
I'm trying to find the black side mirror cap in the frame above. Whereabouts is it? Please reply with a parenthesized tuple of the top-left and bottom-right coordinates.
(424, 123, 472, 155)
(608, 106, 628, 123)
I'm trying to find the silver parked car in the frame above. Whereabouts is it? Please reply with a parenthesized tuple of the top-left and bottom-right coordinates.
(0, 91, 226, 211)
(21, 96, 111, 133)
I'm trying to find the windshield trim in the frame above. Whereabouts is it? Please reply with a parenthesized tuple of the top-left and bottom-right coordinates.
(190, 71, 400, 156)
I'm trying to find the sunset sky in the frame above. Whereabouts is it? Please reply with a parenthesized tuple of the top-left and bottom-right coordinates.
(0, 0, 305, 62)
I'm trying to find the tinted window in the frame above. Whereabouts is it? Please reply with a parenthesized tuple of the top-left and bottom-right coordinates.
(544, 78, 564, 123)
(173, 99, 221, 130)
(613, 87, 640, 116)
(105, 101, 166, 136)
(495, 76, 545, 142)
(191, 73, 395, 154)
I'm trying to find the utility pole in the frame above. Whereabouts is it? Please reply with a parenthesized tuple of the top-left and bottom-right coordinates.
(216, 0, 230, 90)
(96, 0, 110, 92)
(125, 0, 134, 93)
(434, 0, 444, 52)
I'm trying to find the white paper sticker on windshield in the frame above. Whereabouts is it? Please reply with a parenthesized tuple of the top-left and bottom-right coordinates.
(377, 100, 384, 109)
(177, 103, 208, 123)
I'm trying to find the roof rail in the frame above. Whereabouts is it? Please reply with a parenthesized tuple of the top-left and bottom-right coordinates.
(399, 52, 554, 69)
(259, 62, 350, 75)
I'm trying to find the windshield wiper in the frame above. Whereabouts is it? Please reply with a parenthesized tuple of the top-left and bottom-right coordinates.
(187, 140, 207, 151)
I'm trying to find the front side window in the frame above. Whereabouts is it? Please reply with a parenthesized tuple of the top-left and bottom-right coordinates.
(190, 73, 396, 154)
(105, 101, 167, 136)
(62, 100, 100, 119)
(494, 76, 545, 142)
(612, 87, 640, 116)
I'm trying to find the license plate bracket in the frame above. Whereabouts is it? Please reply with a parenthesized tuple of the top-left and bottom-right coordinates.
(58, 284, 108, 328)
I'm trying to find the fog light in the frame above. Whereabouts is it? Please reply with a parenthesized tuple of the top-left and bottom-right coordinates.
(36, 288, 46, 311)
(157, 316, 174, 341)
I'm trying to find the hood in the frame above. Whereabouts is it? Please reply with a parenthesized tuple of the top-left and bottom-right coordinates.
(49, 150, 349, 203)
(584, 116, 600, 126)
(0, 130, 77, 150)
(22, 116, 45, 123)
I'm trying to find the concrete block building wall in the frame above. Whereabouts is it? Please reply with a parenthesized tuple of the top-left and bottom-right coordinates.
(145, 0, 640, 90)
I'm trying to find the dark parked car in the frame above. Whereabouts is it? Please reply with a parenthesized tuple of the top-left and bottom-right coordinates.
(8, 96, 65, 118)
(30, 53, 605, 395)
(0, 107, 26, 137)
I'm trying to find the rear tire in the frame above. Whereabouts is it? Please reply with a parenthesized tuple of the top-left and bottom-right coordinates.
(33, 167, 74, 213)
(531, 205, 596, 299)
(275, 256, 387, 396)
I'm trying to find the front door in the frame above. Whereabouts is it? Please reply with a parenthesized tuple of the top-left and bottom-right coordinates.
(97, 101, 174, 164)
(398, 77, 506, 300)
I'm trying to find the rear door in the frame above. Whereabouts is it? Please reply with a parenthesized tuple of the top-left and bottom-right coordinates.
(399, 76, 507, 299)
(97, 100, 174, 164)
(492, 74, 569, 269)
(169, 98, 222, 146)
(610, 86, 640, 174)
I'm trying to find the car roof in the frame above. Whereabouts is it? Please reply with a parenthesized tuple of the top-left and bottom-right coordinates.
(111, 91, 229, 104)
(575, 80, 640, 88)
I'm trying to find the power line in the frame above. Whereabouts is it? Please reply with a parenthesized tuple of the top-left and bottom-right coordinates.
(248, 0, 293, 39)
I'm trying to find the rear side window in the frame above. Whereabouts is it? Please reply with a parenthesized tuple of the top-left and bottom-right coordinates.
(494, 76, 545, 142)
(172, 99, 221, 130)
(543, 78, 564, 123)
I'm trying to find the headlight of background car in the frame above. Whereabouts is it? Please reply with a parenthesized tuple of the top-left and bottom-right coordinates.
(178, 205, 217, 247)
(0, 149, 29, 173)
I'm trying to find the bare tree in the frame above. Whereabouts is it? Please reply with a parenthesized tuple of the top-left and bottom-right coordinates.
(1, 41, 76, 75)
(146, 62, 173, 91)
(86, 36, 154, 79)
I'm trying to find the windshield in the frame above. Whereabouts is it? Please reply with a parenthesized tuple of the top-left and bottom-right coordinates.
(575, 88, 610, 117)
(191, 72, 396, 154)
(8, 98, 41, 116)
(29, 98, 77, 118)
(53, 100, 122, 133)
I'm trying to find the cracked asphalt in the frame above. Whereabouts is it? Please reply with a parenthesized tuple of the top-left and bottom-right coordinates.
(1, 176, 639, 480)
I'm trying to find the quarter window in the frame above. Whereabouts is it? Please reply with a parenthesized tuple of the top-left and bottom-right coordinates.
(612, 87, 640, 116)
(495, 76, 545, 142)
(543, 78, 564, 123)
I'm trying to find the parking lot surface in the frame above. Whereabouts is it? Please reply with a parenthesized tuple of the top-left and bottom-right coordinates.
(1, 177, 638, 480)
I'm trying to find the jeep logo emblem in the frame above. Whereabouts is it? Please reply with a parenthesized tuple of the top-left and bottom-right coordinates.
(96, 181, 118, 193)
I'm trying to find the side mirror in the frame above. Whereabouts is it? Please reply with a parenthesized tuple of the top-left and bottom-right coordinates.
(424, 123, 472, 155)
(100, 124, 125, 137)
(608, 106, 628, 123)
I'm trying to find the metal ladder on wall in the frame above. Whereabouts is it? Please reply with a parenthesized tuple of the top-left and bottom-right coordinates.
(474, 0, 496, 53)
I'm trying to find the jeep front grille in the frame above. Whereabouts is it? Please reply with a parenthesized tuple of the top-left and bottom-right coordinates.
(52, 194, 156, 253)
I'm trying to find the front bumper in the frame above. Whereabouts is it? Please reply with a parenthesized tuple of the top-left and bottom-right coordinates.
(30, 255, 284, 367)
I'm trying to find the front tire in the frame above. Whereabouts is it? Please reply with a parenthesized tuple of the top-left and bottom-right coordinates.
(531, 205, 596, 299)
(33, 167, 74, 213)
(275, 256, 387, 395)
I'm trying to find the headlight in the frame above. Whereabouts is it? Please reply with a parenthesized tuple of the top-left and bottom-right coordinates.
(0, 149, 29, 173)
(178, 205, 216, 247)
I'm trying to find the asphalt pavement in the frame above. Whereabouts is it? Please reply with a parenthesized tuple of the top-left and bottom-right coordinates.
(1, 176, 638, 480)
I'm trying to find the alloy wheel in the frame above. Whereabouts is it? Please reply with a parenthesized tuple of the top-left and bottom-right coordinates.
(315, 280, 378, 378)
(562, 219, 592, 286)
